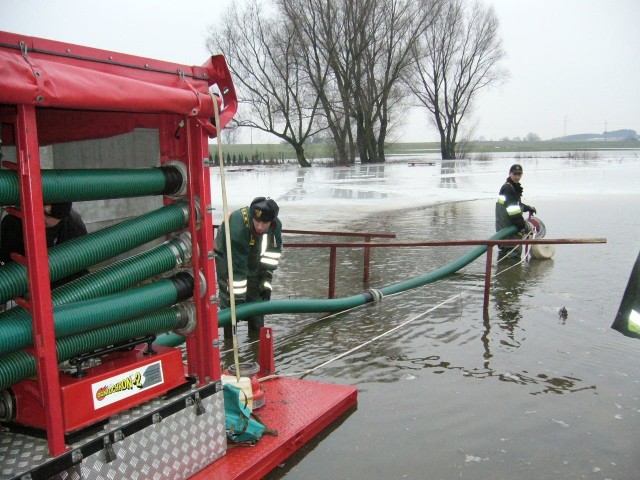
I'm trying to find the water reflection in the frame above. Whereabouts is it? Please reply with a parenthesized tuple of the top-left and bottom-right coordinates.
(278, 168, 309, 202)
(440, 160, 458, 188)
(329, 165, 388, 199)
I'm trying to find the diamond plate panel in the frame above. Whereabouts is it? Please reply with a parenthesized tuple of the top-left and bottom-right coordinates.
(0, 388, 226, 480)
(55, 392, 226, 480)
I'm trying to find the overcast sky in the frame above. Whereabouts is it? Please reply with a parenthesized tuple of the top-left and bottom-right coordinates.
(1, 0, 638, 142)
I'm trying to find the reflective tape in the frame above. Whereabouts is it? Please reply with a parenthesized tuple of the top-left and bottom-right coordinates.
(506, 205, 522, 216)
(261, 257, 279, 266)
(262, 281, 272, 291)
(629, 309, 640, 333)
(232, 279, 247, 295)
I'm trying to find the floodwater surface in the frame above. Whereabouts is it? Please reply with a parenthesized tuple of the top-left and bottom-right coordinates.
(213, 151, 640, 480)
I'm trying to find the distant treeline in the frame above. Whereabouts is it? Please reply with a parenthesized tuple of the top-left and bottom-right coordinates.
(209, 138, 639, 163)
(209, 151, 296, 166)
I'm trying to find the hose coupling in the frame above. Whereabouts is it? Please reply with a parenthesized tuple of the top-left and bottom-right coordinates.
(362, 288, 384, 303)
(162, 161, 188, 197)
(173, 302, 197, 337)
(168, 231, 193, 265)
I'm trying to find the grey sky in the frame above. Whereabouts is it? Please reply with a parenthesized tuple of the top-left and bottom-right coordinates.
(1, 0, 638, 142)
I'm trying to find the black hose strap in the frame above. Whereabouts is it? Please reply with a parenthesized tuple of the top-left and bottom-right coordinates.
(362, 288, 384, 303)
(170, 271, 195, 301)
(159, 165, 184, 195)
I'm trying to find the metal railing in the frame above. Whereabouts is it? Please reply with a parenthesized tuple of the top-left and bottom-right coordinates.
(285, 237, 606, 304)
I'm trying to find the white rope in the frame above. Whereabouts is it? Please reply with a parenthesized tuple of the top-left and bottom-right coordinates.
(211, 92, 242, 382)
(258, 232, 532, 383)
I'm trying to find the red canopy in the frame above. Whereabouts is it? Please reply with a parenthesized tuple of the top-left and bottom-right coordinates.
(0, 31, 237, 144)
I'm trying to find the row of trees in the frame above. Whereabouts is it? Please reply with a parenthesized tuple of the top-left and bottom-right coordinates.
(208, 0, 506, 165)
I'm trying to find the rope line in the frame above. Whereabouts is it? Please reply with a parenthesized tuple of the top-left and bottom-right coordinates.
(258, 235, 533, 383)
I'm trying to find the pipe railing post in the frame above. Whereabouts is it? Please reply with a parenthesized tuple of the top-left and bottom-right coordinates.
(483, 244, 494, 312)
(329, 246, 337, 299)
(363, 235, 371, 284)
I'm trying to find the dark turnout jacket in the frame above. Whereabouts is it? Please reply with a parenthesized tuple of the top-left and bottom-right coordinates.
(0, 209, 89, 288)
(495, 177, 533, 232)
(214, 206, 283, 304)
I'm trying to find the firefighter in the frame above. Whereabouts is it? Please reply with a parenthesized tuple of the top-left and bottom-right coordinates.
(0, 202, 89, 288)
(214, 197, 282, 336)
(495, 164, 537, 259)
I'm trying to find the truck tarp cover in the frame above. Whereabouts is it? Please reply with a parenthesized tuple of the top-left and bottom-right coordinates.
(0, 31, 237, 143)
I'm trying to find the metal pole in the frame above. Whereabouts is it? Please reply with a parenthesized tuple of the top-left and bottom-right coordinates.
(329, 246, 337, 299)
(483, 245, 494, 311)
(15, 105, 67, 457)
(363, 235, 371, 284)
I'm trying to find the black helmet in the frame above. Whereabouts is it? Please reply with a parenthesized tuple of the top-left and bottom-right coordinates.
(509, 164, 523, 174)
(249, 197, 279, 222)
(47, 202, 72, 219)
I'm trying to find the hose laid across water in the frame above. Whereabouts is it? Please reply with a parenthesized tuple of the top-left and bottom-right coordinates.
(156, 226, 518, 347)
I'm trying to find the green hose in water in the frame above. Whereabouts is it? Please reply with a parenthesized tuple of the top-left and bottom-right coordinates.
(0, 201, 189, 304)
(0, 272, 194, 355)
(0, 166, 184, 205)
(0, 304, 189, 391)
(155, 226, 518, 347)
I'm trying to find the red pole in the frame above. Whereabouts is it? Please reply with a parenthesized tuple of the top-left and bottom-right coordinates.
(15, 105, 67, 456)
(329, 246, 337, 299)
(258, 327, 274, 377)
(186, 117, 220, 384)
(363, 235, 371, 284)
(483, 245, 494, 312)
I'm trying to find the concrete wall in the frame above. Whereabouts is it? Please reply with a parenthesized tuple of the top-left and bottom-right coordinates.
(2, 129, 162, 233)
(51, 128, 162, 233)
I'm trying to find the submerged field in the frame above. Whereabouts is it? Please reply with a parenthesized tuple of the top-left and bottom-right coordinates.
(210, 139, 639, 164)
(213, 150, 640, 480)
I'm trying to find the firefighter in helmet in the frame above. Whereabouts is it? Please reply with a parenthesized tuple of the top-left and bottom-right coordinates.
(495, 164, 537, 259)
(214, 197, 282, 336)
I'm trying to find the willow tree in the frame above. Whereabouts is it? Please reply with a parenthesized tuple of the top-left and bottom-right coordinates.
(408, 0, 507, 159)
(207, 0, 322, 167)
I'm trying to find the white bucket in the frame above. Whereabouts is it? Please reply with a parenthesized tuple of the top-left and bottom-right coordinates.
(221, 374, 254, 411)
(531, 244, 555, 259)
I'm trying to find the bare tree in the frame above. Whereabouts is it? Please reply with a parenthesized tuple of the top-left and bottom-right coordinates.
(277, 0, 356, 165)
(221, 119, 241, 144)
(207, 0, 322, 167)
(353, 0, 442, 163)
(408, 0, 507, 159)
(280, 0, 441, 164)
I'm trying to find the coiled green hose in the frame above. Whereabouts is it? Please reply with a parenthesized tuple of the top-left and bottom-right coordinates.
(0, 167, 184, 205)
(0, 272, 193, 355)
(155, 226, 518, 347)
(0, 201, 189, 304)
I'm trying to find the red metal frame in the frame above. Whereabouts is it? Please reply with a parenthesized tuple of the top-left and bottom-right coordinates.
(11, 105, 67, 456)
(0, 30, 237, 455)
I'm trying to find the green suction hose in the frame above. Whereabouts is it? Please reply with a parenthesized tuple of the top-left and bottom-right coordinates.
(0, 303, 193, 391)
(0, 166, 185, 205)
(0, 234, 190, 323)
(0, 271, 194, 355)
(0, 201, 189, 304)
(155, 226, 518, 347)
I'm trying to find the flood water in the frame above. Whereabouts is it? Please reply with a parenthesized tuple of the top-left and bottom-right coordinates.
(212, 150, 640, 480)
